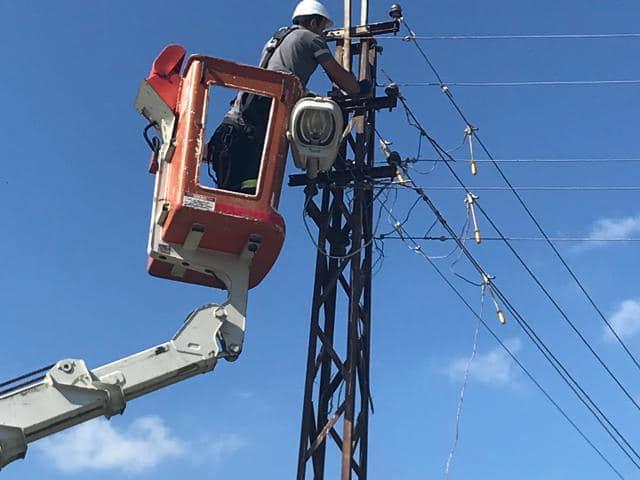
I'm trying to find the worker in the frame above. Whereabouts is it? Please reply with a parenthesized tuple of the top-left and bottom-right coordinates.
(207, 0, 370, 194)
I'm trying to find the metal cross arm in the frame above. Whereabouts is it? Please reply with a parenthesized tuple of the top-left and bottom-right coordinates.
(330, 94, 398, 114)
(289, 165, 396, 187)
(324, 19, 400, 41)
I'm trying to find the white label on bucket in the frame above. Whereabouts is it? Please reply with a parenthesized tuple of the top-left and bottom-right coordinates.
(184, 195, 216, 212)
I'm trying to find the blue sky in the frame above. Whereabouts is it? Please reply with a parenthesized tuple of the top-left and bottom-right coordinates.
(1, 1, 640, 479)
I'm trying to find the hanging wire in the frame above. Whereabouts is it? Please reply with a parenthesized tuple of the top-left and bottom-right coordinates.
(376, 199, 627, 479)
(391, 87, 640, 399)
(409, 157, 640, 164)
(373, 115, 640, 461)
(400, 33, 640, 41)
(388, 166, 640, 468)
(443, 296, 482, 480)
(301, 179, 395, 261)
(448, 207, 477, 282)
(395, 80, 640, 87)
(419, 201, 470, 262)
(395, 21, 640, 375)
(387, 185, 640, 191)
(372, 236, 386, 275)
(412, 135, 469, 176)
(367, 32, 640, 41)
(372, 184, 395, 275)
(302, 193, 372, 261)
(405, 144, 640, 414)
(376, 235, 640, 242)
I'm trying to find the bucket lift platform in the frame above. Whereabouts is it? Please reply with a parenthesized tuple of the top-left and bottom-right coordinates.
(136, 45, 304, 290)
(0, 47, 304, 471)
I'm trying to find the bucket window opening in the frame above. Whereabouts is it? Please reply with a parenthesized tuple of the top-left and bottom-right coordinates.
(201, 85, 274, 197)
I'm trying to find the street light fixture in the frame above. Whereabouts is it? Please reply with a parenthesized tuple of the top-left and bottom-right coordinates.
(287, 97, 346, 178)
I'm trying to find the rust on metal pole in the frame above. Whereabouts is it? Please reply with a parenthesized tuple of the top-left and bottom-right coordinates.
(294, 1, 394, 478)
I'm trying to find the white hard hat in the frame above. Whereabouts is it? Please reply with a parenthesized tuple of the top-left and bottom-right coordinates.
(292, 0, 333, 27)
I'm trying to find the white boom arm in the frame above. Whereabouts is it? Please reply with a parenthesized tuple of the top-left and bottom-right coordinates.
(0, 238, 259, 471)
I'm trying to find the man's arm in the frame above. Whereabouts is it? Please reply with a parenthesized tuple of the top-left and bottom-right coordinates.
(319, 57, 361, 95)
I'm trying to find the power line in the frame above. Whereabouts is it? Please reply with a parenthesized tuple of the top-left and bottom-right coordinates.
(377, 67, 640, 456)
(395, 96, 640, 414)
(380, 170, 640, 469)
(377, 33, 640, 41)
(397, 18, 640, 378)
(410, 158, 640, 165)
(376, 198, 629, 478)
(375, 235, 640, 243)
(300, 185, 387, 261)
(388, 185, 640, 192)
(395, 80, 640, 87)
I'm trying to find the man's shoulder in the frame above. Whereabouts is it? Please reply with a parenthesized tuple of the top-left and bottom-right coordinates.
(286, 27, 325, 44)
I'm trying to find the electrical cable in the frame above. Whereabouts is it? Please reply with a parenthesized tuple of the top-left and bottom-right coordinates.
(399, 121, 640, 414)
(448, 214, 477, 282)
(301, 179, 393, 261)
(389, 185, 640, 191)
(376, 235, 640, 243)
(410, 157, 640, 164)
(376, 199, 628, 479)
(380, 184, 640, 469)
(389, 167, 640, 467)
(372, 237, 386, 275)
(427, 209, 470, 262)
(390, 67, 640, 388)
(396, 80, 640, 87)
(374, 32, 640, 41)
(372, 190, 392, 276)
(378, 195, 421, 237)
(302, 193, 372, 261)
(396, 22, 640, 375)
(444, 303, 481, 480)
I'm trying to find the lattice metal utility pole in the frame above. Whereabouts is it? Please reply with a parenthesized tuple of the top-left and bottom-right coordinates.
(290, 3, 401, 479)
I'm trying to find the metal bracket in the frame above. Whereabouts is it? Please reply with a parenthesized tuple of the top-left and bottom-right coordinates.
(49, 359, 126, 419)
(0, 359, 126, 470)
(149, 221, 259, 359)
(331, 94, 398, 113)
(289, 165, 396, 188)
(325, 20, 400, 41)
(144, 103, 258, 360)
(146, 122, 258, 359)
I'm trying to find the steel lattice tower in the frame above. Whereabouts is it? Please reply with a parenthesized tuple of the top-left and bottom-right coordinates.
(290, 3, 401, 478)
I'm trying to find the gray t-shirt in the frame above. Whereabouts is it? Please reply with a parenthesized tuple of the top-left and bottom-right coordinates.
(263, 27, 333, 88)
(225, 26, 332, 124)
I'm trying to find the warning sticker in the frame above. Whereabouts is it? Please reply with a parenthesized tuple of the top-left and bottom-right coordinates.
(184, 195, 216, 212)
